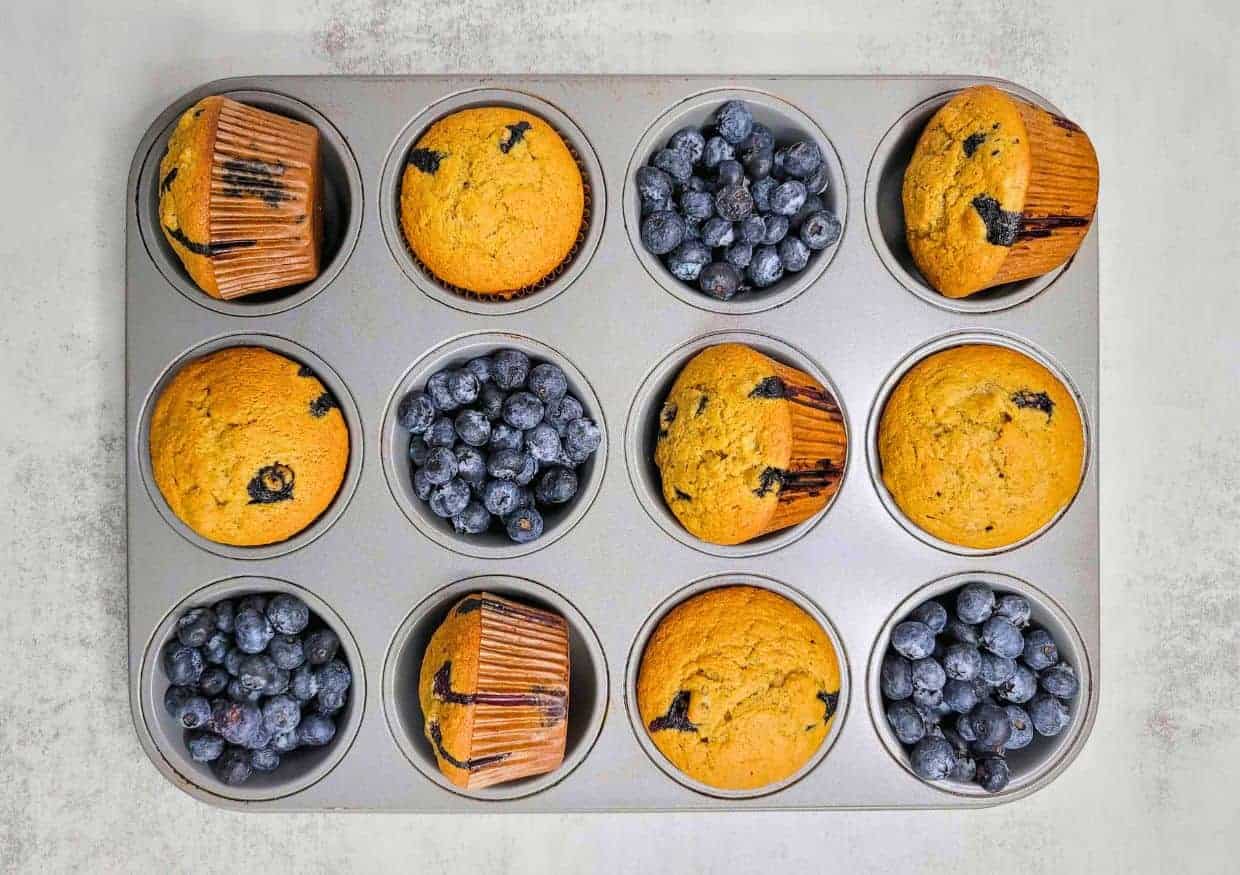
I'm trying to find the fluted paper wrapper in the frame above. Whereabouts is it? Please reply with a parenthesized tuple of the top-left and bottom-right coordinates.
(206, 99, 323, 299)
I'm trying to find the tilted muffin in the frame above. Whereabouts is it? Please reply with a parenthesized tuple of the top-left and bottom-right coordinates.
(878, 344, 1085, 549)
(158, 96, 324, 299)
(902, 85, 1098, 298)
(148, 347, 348, 546)
(637, 586, 842, 791)
(399, 107, 585, 296)
(419, 593, 570, 790)
(654, 343, 847, 546)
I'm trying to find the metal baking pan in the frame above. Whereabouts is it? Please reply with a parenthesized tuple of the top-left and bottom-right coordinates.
(126, 75, 1099, 811)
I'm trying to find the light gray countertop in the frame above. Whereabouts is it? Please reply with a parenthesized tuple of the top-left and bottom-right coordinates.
(1, 0, 1237, 872)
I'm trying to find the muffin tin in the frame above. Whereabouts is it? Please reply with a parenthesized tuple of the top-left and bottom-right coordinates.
(126, 75, 1099, 811)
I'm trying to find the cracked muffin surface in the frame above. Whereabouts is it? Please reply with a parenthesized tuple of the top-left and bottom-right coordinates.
(148, 346, 348, 546)
(399, 106, 584, 295)
(878, 344, 1084, 549)
(637, 585, 842, 791)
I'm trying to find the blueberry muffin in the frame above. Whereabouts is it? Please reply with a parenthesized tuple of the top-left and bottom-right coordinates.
(148, 347, 349, 546)
(158, 96, 323, 299)
(878, 344, 1085, 549)
(902, 85, 1098, 298)
(637, 586, 842, 791)
(654, 343, 846, 546)
(399, 107, 585, 296)
(419, 593, 570, 789)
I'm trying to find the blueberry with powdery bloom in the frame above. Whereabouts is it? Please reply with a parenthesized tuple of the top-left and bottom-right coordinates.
(891, 621, 935, 660)
(799, 211, 841, 251)
(881, 652, 914, 700)
(492, 349, 530, 391)
(713, 100, 754, 144)
(667, 240, 712, 282)
(527, 363, 569, 402)
(651, 148, 692, 183)
(641, 211, 686, 256)
(635, 165, 674, 203)
(667, 127, 706, 163)
(454, 409, 491, 448)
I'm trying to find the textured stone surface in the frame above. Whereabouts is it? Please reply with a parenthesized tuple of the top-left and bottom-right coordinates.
(2, 0, 1237, 872)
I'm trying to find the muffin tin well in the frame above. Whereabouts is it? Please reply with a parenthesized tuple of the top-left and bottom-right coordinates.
(127, 75, 1098, 811)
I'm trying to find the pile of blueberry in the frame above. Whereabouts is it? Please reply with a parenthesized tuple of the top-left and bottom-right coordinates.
(881, 582, 1080, 793)
(161, 592, 352, 786)
(636, 99, 842, 301)
(397, 349, 602, 544)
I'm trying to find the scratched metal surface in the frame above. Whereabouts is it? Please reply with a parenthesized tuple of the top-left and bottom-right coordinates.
(124, 75, 1098, 812)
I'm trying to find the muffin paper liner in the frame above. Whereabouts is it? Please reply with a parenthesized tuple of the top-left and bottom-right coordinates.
(988, 97, 1099, 289)
(457, 593, 571, 789)
(205, 99, 323, 300)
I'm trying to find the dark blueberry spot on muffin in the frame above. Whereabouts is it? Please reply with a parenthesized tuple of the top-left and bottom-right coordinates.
(247, 463, 295, 504)
(160, 167, 178, 192)
(962, 132, 986, 157)
(971, 195, 1020, 247)
(455, 598, 482, 616)
(674, 489, 692, 502)
(220, 158, 289, 207)
(499, 121, 532, 154)
(991, 122, 1000, 130)
(649, 690, 698, 733)
(163, 226, 257, 257)
(309, 391, 338, 418)
(1051, 114, 1083, 133)
(818, 690, 839, 723)
(991, 149, 1000, 157)
(193, 108, 204, 118)
(428, 721, 510, 772)
(695, 395, 709, 415)
(297, 365, 315, 377)
(749, 376, 786, 398)
(985, 524, 995, 532)
(1011, 390, 1055, 416)
(753, 466, 786, 498)
(408, 148, 445, 174)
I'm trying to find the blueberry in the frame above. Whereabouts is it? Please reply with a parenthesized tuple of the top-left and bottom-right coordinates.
(667, 239, 712, 281)
(488, 448, 527, 482)
(653, 147, 693, 182)
(425, 371, 457, 412)
(750, 176, 776, 213)
(635, 165, 674, 202)
(249, 747, 281, 772)
(272, 728, 300, 753)
(290, 664, 319, 701)
(297, 714, 337, 747)
(422, 446, 458, 486)
(714, 184, 753, 222)
(911, 658, 946, 692)
(175, 694, 212, 730)
(778, 140, 822, 178)
(739, 123, 775, 154)
(802, 159, 831, 194)
(740, 146, 773, 180)
(967, 702, 1012, 752)
(164, 685, 192, 718)
(524, 423, 563, 464)
(563, 418, 602, 462)
(452, 501, 492, 535)
(891, 620, 936, 660)
(238, 595, 267, 615)
(502, 392, 545, 431)
(1022, 628, 1059, 672)
(948, 753, 977, 783)
(1003, 704, 1034, 751)
(198, 666, 230, 697)
(713, 159, 744, 189)
(412, 467, 433, 500)
(955, 712, 978, 743)
(777, 236, 811, 272)
(397, 391, 437, 434)
(263, 594, 308, 636)
(685, 175, 710, 193)
(975, 756, 1010, 793)
(446, 370, 479, 407)
(910, 736, 956, 781)
(465, 356, 493, 385)
(223, 647, 244, 677)
(886, 700, 925, 745)
(996, 663, 1038, 704)
(693, 261, 738, 299)
(761, 214, 789, 245)
(425, 416, 457, 448)
(800, 209, 843, 250)
(994, 593, 1031, 628)
(176, 607, 216, 648)
(408, 435, 430, 467)
(213, 600, 235, 633)
(238, 654, 282, 696)
(746, 245, 784, 288)
(260, 694, 301, 735)
(769, 180, 807, 216)
(483, 479, 522, 516)
(702, 135, 734, 169)
(454, 446, 487, 485)
(667, 127, 706, 163)
(476, 382, 505, 421)
(303, 628, 339, 665)
(492, 349, 531, 390)
(979, 653, 1017, 686)
(488, 423, 524, 453)
(734, 214, 764, 245)
(1028, 693, 1071, 736)
(534, 466, 578, 504)
(202, 630, 229, 665)
(942, 643, 982, 681)
(956, 583, 995, 624)
(713, 100, 754, 144)
(163, 642, 205, 686)
(641, 194, 671, 216)
(912, 686, 944, 714)
(186, 730, 225, 763)
(679, 189, 714, 221)
(212, 700, 262, 747)
(947, 619, 981, 647)
(515, 452, 539, 486)
(790, 194, 825, 231)
(981, 617, 1025, 659)
(1040, 663, 1080, 699)
(683, 218, 702, 240)
(450, 409, 489, 448)
(504, 506, 544, 543)
(214, 746, 253, 785)
(724, 242, 753, 270)
(880, 652, 914, 700)
(429, 478, 471, 518)
(701, 216, 736, 248)
(943, 678, 979, 714)
(317, 659, 351, 697)
(642, 209, 688, 255)
(911, 600, 948, 634)
(543, 395, 583, 433)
